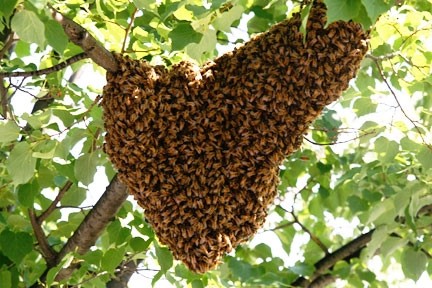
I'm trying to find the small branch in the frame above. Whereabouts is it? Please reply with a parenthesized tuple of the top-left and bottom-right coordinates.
(370, 55, 431, 149)
(38, 181, 73, 223)
(0, 53, 88, 78)
(365, 52, 398, 62)
(29, 209, 58, 267)
(264, 221, 295, 232)
(304, 130, 375, 146)
(122, 8, 138, 54)
(292, 229, 374, 287)
(50, 6, 118, 72)
(291, 211, 329, 255)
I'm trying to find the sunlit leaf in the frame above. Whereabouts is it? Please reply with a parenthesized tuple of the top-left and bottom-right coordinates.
(0, 121, 20, 143)
(155, 244, 173, 272)
(74, 152, 99, 185)
(11, 10, 45, 48)
(401, 248, 427, 281)
(169, 22, 203, 51)
(6, 142, 37, 185)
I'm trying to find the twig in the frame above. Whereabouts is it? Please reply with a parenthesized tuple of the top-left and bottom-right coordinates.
(38, 181, 73, 223)
(304, 130, 375, 146)
(291, 211, 329, 255)
(265, 221, 295, 232)
(371, 57, 431, 149)
(29, 209, 58, 267)
(122, 8, 138, 54)
(0, 53, 88, 78)
(49, 5, 118, 72)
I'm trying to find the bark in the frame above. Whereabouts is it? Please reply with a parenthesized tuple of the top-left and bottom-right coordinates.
(50, 6, 118, 72)
(54, 175, 128, 281)
(106, 259, 143, 288)
(292, 229, 374, 287)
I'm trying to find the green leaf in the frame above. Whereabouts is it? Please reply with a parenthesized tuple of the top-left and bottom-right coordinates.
(380, 236, 407, 259)
(0, 121, 20, 143)
(361, 0, 392, 24)
(401, 248, 427, 281)
(74, 152, 99, 185)
(169, 22, 203, 51)
(0, 270, 11, 288)
(101, 247, 126, 273)
(45, 20, 68, 54)
(185, 28, 217, 61)
(253, 243, 272, 259)
(132, 0, 156, 11)
(290, 262, 315, 277)
(347, 195, 369, 213)
(374, 137, 399, 164)
(60, 185, 86, 206)
(0, 230, 33, 265)
(17, 180, 39, 208)
(0, 0, 18, 18)
(155, 244, 173, 272)
(353, 97, 377, 116)
(130, 237, 151, 252)
(417, 146, 432, 170)
(324, 0, 361, 24)
(191, 279, 204, 288)
(300, 3, 312, 41)
(32, 139, 57, 159)
(213, 5, 244, 32)
(11, 10, 45, 48)
(6, 142, 37, 185)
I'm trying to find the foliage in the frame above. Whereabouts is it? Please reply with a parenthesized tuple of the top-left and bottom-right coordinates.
(0, 0, 431, 287)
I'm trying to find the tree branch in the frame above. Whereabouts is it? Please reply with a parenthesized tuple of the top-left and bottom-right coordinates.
(49, 6, 118, 72)
(107, 259, 143, 288)
(369, 55, 431, 150)
(37, 180, 73, 223)
(291, 212, 329, 255)
(121, 8, 138, 54)
(292, 229, 374, 287)
(29, 209, 58, 267)
(53, 174, 128, 281)
(0, 53, 88, 78)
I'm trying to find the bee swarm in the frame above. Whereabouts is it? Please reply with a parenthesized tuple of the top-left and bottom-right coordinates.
(101, 1, 368, 274)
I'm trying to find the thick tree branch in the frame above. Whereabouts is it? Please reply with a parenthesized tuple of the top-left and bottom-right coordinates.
(31, 175, 128, 287)
(107, 259, 143, 288)
(50, 6, 118, 72)
(292, 229, 374, 287)
(0, 53, 88, 78)
(53, 175, 128, 281)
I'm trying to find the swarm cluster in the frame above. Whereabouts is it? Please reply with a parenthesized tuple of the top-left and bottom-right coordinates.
(101, 1, 368, 273)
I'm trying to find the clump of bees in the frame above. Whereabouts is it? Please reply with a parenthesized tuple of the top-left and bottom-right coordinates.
(101, 0, 368, 273)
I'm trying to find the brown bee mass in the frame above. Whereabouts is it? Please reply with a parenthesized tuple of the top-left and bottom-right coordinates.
(101, 1, 368, 274)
